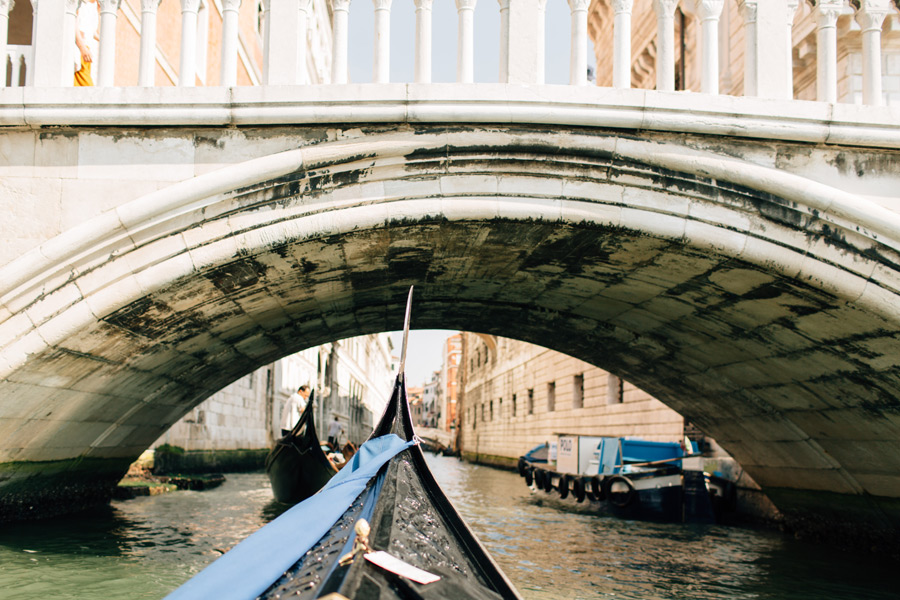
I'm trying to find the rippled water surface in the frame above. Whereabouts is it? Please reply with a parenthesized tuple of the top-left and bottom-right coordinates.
(0, 458, 896, 599)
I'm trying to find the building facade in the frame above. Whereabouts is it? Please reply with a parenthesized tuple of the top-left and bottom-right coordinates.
(457, 332, 688, 467)
(440, 333, 461, 432)
(153, 333, 394, 465)
(4, 0, 332, 87)
(587, 0, 900, 105)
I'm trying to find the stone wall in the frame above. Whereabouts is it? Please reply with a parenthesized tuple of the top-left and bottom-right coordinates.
(155, 367, 270, 452)
(457, 333, 686, 466)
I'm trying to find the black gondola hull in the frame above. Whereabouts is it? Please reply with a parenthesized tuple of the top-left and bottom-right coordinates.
(265, 394, 337, 505)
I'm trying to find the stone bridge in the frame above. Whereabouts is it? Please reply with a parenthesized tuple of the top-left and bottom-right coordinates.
(1, 0, 900, 551)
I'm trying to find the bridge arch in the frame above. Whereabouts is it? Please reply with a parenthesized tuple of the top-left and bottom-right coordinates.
(1, 126, 899, 543)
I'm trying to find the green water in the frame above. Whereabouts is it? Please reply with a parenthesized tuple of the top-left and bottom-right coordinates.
(0, 457, 896, 600)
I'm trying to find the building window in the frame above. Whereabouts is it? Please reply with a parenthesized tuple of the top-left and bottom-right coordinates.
(527, 388, 534, 415)
(511, 393, 517, 417)
(489, 400, 493, 421)
(608, 374, 624, 404)
(547, 381, 555, 412)
(573, 374, 584, 409)
(498, 397, 503, 419)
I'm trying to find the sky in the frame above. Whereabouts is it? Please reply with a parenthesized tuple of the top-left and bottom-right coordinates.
(345, 1, 596, 85)
(387, 329, 456, 388)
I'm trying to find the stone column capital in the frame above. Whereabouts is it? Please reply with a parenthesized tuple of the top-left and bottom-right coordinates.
(693, 0, 724, 20)
(373, 0, 392, 9)
(496, 0, 510, 9)
(180, 0, 202, 13)
(221, 0, 242, 11)
(64, 0, 78, 15)
(141, 0, 161, 11)
(333, 0, 351, 11)
(0, 0, 14, 16)
(415, 0, 434, 9)
(456, 0, 477, 10)
(98, 0, 121, 13)
(568, 0, 590, 11)
(850, 0, 892, 31)
(612, 0, 633, 14)
(652, 0, 681, 17)
(737, 0, 758, 22)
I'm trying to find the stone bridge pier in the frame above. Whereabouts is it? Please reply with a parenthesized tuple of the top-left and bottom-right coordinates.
(0, 88, 900, 552)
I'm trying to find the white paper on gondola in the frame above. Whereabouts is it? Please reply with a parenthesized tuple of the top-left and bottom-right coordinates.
(364, 550, 441, 585)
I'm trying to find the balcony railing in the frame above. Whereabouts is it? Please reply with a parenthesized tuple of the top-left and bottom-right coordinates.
(5, 44, 29, 87)
(0, 0, 898, 107)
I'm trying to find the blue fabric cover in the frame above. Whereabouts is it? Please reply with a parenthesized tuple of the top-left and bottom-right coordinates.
(165, 434, 416, 600)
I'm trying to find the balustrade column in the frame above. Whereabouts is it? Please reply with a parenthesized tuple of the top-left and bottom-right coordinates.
(138, 0, 160, 86)
(738, 0, 758, 95)
(652, 0, 679, 91)
(693, 0, 723, 94)
(332, 0, 351, 83)
(97, 0, 120, 86)
(373, 0, 392, 83)
(179, 0, 201, 86)
(9, 50, 21, 86)
(568, 0, 590, 85)
(414, 0, 433, 82)
(498, 0, 509, 82)
(852, 0, 891, 105)
(31, 0, 70, 86)
(786, 0, 799, 96)
(219, 0, 241, 86)
(0, 0, 11, 88)
(261, 0, 270, 82)
(500, 0, 545, 84)
(810, 0, 843, 103)
(64, 0, 77, 86)
(264, 0, 304, 84)
(456, 0, 476, 83)
(738, 0, 791, 99)
(612, 0, 633, 88)
(536, 0, 547, 84)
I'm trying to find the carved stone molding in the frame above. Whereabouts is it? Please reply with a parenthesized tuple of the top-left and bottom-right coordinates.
(568, 0, 590, 12)
(221, 0, 242, 11)
(141, 0, 162, 11)
(373, 0, 392, 10)
(652, 0, 681, 17)
(333, 0, 351, 11)
(694, 0, 724, 20)
(180, 0, 202, 13)
(98, 0, 122, 12)
(612, 0, 633, 13)
(456, 0, 477, 10)
(415, 0, 434, 9)
(850, 0, 892, 31)
(737, 0, 758, 24)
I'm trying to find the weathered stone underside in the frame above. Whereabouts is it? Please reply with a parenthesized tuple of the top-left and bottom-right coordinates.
(1, 125, 899, 547)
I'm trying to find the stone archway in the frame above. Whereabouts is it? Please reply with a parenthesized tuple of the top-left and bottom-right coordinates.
(1, 126, 898, 547)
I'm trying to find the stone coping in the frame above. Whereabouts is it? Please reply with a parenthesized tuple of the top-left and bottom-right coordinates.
(0, 85, 896, 149)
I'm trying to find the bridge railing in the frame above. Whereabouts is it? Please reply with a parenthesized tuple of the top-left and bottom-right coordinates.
(1, 0, 898, 106)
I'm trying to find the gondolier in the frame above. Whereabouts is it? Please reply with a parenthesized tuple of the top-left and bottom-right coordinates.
(280, 385, 310, 436)
(327, 415, 343, 448)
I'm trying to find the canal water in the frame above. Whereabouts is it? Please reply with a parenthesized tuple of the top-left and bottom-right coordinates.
(0, 455, 896, 600)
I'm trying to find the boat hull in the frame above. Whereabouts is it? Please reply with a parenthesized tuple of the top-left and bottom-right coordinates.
(265, 394, 338, 505)
(525, 465, 734, 524)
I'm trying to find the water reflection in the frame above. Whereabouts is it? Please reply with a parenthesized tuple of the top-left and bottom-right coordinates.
(0, 460, 896, 600)
(423, 453, 898, 600)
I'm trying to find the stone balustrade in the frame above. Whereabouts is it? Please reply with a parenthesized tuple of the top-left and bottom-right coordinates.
(5, 44, 29, 87)
(0, 0, 898, 106)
